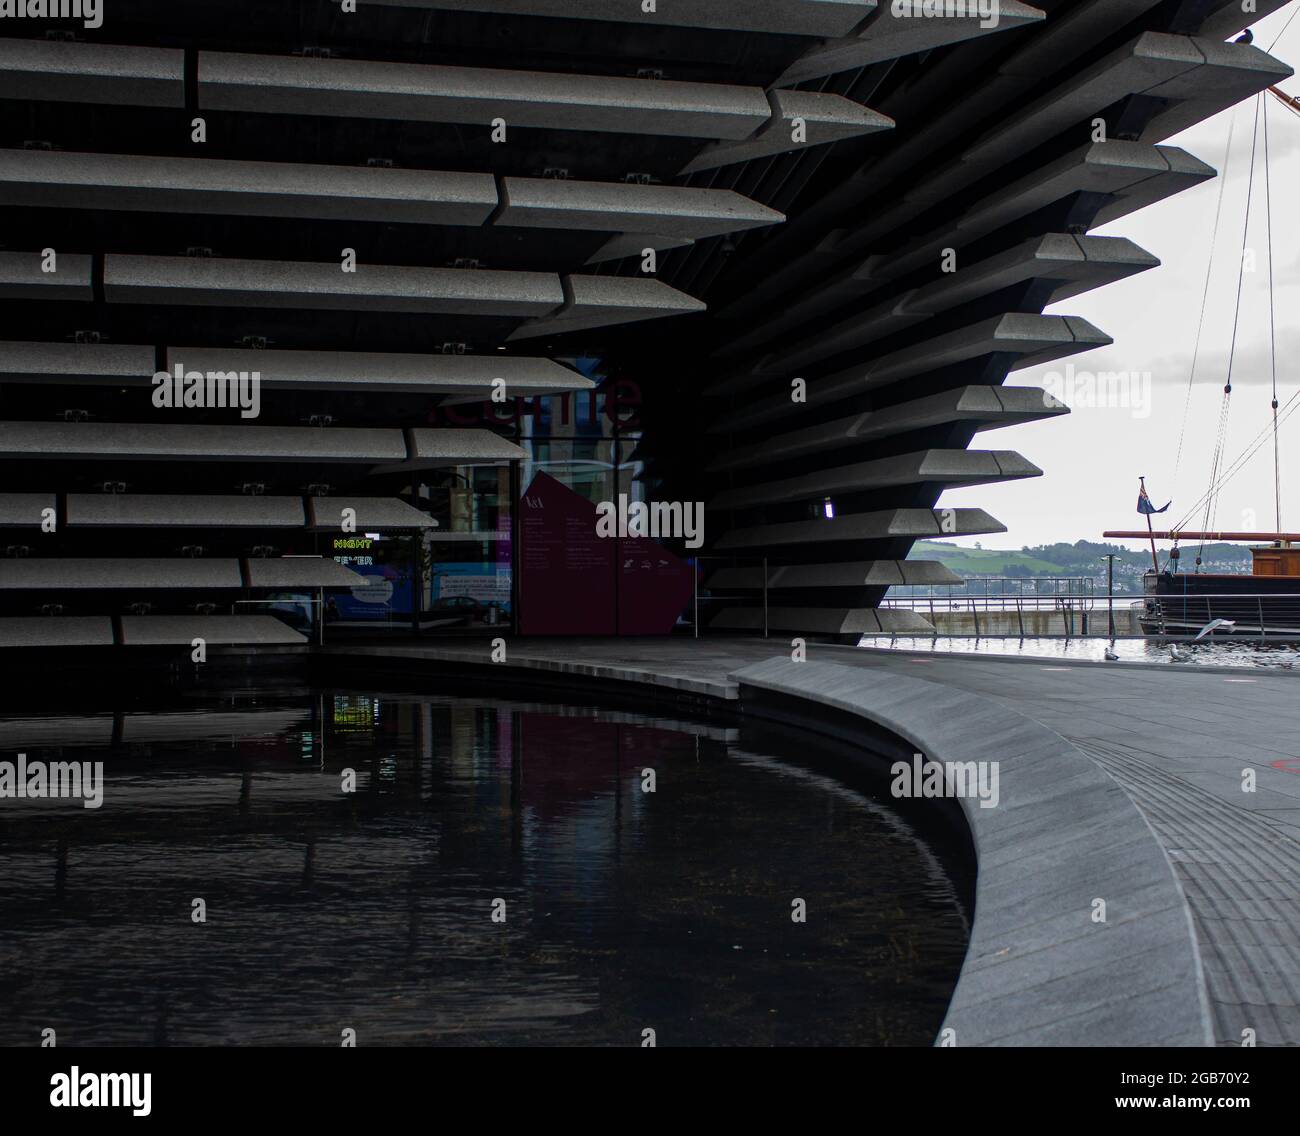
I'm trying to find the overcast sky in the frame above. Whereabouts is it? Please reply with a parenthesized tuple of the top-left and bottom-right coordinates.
(938, 6, 1300, 553)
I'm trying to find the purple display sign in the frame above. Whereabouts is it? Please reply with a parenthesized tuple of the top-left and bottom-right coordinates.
(518, 473, 695, 636)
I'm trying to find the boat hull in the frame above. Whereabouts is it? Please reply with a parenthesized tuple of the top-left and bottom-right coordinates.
(1140, 571, 1300, 636)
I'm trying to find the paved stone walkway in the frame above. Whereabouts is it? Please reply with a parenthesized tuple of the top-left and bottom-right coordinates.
(327, 636, 1300, 1046)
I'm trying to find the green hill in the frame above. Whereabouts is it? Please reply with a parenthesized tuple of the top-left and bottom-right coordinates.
(908, 539, 1252, 593)
(909, 543, 1062, 574)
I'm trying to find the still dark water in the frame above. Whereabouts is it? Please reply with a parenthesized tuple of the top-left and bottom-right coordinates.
(0, 686, 969, 1047)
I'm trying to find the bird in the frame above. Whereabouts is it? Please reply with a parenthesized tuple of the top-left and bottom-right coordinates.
(1235, 29, 1254, 44)
(1195, 618, 1237, 641)
(1170, 643, 1190, 661)
(1104, 646, 1119, 661)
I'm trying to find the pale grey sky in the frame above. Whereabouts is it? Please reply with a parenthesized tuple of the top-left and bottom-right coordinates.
(939, 5, 1300, 553)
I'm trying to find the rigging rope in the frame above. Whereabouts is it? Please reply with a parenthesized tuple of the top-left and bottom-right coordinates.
(1263, 97, 1282, 532)
(1173, 388, 1300, 531)
(1268, 3, 1300, 51)
(1172, 106, 1237, 487)
(1196, 95, 1262, 566)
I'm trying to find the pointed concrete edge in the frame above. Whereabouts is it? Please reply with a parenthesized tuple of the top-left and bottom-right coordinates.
(728, 657, 1214, 1048)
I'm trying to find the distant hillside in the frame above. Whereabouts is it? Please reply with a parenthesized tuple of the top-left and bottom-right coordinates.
(908, 539, 1252, 593)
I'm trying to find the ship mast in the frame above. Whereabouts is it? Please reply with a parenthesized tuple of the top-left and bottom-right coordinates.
(1139, 476, 1159, 573)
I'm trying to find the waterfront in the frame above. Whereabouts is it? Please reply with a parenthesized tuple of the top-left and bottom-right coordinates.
(866, 636, 1300, 669)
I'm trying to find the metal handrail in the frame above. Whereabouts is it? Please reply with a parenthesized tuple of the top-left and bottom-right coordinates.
(880, 595, 1102, 612)
(1138, 591, 1300, 641)
(883, 575, 1099, 609)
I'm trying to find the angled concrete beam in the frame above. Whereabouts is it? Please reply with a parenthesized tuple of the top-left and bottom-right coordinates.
(1138, 39, 1293, 143)
(718, 141, 1204, 323)
(711, 606, 933, 634)
(707, 386, 1067, 472)
(751, 235, 1156, 375)
(681, 89, 891, 174)
(306, 498, 438, 530)
(198, 50, 773, 139)
(963, 35, 1290, 168)
(0, 493, 57, 527)
(360, 0, 877, 36)
(710, 313, 1108, 419)
(103, 254, 564, 317)
(507, 275, 705, 340)
(0, 616, 115, 648)
(102, 255, 704, 334)
(715, 507, 1006, 550)
(0, 559, 245, 589)
(0, 150, 786, 249)
(119, 615, 307, 646)
(819, 314, 1111, 397)
(0, 38, 183, 106)
(964, 31, 1205, 168)
(67, 494, 307, 528)
(165, 346, 591, 396)
(0, 341, 157, 384)
(496, 177, 783, 241)
(406, 428, 526, 463)
(0, 251, 93, 301)
(0, 149, 499, 226)
(776, 1, 1044, 86)
(1089, 145, 1214, 227)
(244, 557, 365, 588)
(790, 0, 1162, 209)
(831, 142, 1212, 295)
(0, 421, 410, 463)
(837, 141, 1211, 273)
(710, 449, 1041, 510)
(707, 558, 963, 589)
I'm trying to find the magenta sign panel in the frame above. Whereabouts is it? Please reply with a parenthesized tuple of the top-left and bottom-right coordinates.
(518, 472, 695, 636)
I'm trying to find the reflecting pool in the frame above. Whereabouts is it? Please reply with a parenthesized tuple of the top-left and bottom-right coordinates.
(0, 686, 969, 1047)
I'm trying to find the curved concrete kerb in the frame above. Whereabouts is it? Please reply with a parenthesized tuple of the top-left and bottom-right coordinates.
(731, 657, 1213, 1047)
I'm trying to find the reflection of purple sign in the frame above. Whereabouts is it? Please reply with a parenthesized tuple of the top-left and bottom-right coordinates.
(518, 473, 694, 636)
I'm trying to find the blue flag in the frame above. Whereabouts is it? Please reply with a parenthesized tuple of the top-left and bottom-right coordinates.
(1137, 483, 1170, 515)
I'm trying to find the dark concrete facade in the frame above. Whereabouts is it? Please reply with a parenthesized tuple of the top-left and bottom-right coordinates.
(0, 0, 1291, 643)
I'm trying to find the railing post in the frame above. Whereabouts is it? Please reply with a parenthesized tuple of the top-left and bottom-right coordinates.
(1107, 556, 1115, 637)
(693, 558, 699, 640)
(972, 597, 979, 638)
(762, 556, 769, 639)
(1016, 597, 1025, 638)
(1258, 596, 1266, 643)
